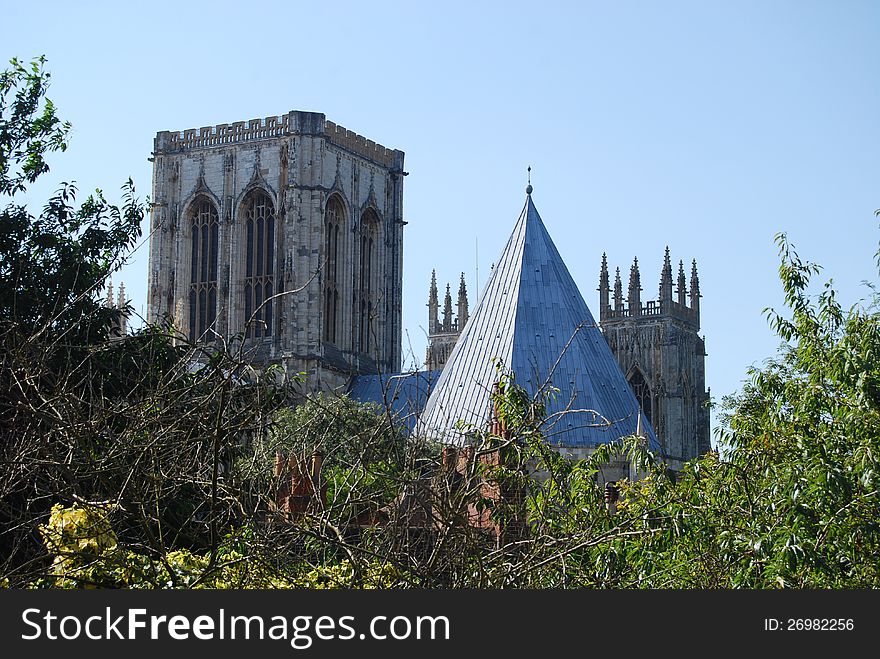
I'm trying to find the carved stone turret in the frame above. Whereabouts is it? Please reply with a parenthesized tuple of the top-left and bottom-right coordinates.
(426, 272, 471, 371)
(627, 257, 642, 312)
(117, 282, 128, 335)
(598, 249, 709, 469)
(659, 246, 673, 305)
(598, 252, 610, 319)
(457, 273, 469, 331)
(105, 279, 129, 338)
(690, 260, 701, 329)
(677, 260, 687, 307)
(613, 267, 624, 312)
(428, 269, 439, 334)
(442, 284, 453, 332)
(598, 252, 700, 328)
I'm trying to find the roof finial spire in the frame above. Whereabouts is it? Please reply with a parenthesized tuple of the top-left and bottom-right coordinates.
(526, 166, 533, 196)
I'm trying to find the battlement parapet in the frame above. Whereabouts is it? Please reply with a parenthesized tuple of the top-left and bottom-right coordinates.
(154, 112, 402, 169)
(602, 299, 699, 325)
(324, 120, 397, 168)
(155, 115, 289, 153)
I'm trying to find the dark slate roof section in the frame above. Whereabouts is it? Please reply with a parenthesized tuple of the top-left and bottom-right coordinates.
(349, 370, 442, 432)
(417, 193, 659, 450)
(321, 342, 352, 372)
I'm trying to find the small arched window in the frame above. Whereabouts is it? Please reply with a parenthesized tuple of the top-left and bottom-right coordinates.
(188, 198, 219, 341)
(323, 196, 344, 344)
(243, 190, 275, 338)
(359, 209, 379, 354)
(628, 369, 653, 426)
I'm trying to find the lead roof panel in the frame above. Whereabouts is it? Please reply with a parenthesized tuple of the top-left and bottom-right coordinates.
(418, 194, 658, 449)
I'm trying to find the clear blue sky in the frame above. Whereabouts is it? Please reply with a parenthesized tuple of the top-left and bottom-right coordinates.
(6, 1, 880, 443)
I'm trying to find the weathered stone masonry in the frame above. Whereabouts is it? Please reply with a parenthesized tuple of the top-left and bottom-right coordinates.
(147, 111, 406, 391)
(598, 248, 711, 468)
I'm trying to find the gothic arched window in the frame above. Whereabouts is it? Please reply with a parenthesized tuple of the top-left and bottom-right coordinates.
(323, 196, 344, 344)
(628, 369, 653, 425)
(358, 209, 379, 354)
(188, 198, 219, 341)
(243, 190, 275, 339)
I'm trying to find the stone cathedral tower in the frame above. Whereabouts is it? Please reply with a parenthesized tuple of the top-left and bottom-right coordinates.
(147, 111, 406, 391)
(425, 271, 469, 370)
(598, 248, 710, 467)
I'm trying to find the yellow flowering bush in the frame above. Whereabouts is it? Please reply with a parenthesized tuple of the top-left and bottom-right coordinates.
(40, 503, 118, 555)
(37, 503, 119, 587)
(35, 503, 298, 589)
(293, 560, 405, 589)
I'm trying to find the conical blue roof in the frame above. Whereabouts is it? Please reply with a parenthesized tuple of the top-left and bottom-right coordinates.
(417, 192, 658, 449)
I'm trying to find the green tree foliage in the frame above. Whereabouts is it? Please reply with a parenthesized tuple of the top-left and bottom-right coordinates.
(0, 56, 141, 343)
(0, 56, 68, 195)
(273, 396, 401, 512)
(268, 394, 407, 473)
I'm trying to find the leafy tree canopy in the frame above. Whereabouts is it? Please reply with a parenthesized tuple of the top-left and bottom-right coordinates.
(0, 55, 143, 344)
